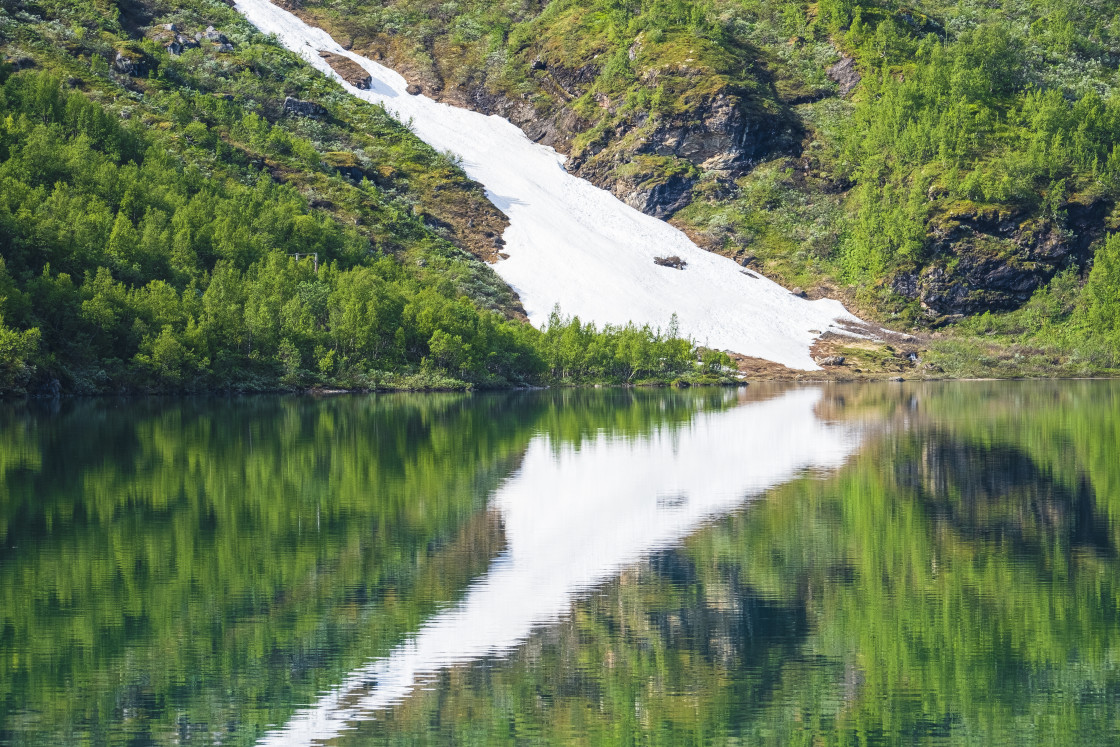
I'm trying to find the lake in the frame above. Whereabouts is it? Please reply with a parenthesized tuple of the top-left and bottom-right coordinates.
(1, 382, 1118, 745)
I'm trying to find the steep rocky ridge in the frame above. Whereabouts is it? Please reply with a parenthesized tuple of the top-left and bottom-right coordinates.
(218, 0, 1120, 380)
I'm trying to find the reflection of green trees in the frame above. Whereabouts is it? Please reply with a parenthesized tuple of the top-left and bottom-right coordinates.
(352, 382, 1120, 746)
(0, 394, 525, 743)
(9, 384, 1115, 744)
(0, 388, 741, 744)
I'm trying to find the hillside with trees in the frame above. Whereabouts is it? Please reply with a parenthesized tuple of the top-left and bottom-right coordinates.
(293, 0, 1120, 376)
(0, 0, 723, 394)
(2, 0, 1120, 392)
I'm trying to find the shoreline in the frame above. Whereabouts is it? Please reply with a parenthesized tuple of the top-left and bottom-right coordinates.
(6, 374, 1120, 401)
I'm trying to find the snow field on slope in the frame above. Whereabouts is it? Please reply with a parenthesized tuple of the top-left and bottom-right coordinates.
(235, 0, 863, 369)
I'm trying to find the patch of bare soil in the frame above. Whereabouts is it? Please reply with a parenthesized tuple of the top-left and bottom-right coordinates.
(730, 321, 937, 382)
(318, 51, 372, 88)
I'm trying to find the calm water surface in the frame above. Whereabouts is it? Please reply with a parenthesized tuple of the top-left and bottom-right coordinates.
(1, 383, 1118, 745)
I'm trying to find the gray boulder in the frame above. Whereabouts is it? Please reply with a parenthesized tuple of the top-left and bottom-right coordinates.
(827, 55, 861, 97)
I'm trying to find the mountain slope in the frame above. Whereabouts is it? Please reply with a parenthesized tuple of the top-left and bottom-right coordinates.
(0, 0, 726, 393)
(289, 0, 1120, 376)
(236, 0, 864, 371)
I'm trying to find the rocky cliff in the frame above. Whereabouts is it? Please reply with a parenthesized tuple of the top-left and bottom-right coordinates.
(891, 200, 1113, 318)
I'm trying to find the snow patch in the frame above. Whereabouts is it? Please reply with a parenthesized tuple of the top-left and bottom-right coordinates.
(234, 0, 863, 370)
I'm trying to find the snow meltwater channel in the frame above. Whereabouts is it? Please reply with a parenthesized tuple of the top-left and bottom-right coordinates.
(257, 387, 864, 745)
(235, 0, 862, 370)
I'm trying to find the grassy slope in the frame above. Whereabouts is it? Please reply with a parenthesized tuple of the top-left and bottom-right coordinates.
(293, 0, 1120, 378)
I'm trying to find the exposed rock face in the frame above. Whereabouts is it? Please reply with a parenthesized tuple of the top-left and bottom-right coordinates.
(283, 96, 327, 118)
(654, 255, 687, 269)
(618, 172, 694, 219)
(166, 34, 200, 55)
(344, 40, 789, 223)
(640, 93, 778, 173)
(319, 51, 372, 89)
(546, 63, 600, 99)
(442, 61, 785, 181)
(112, 50, 147, 76)
(201, 26, 234, 52)
(890, 200, 1111, 316)
(827, 55, 861, 97)
(5, 56, 35, 71)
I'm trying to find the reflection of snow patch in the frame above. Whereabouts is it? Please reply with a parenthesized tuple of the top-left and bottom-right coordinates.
(234, 0, 863, 370)
(257, 387, 863, 745)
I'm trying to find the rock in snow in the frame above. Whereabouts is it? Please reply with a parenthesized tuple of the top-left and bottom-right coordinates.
(234, 0, 864, 370)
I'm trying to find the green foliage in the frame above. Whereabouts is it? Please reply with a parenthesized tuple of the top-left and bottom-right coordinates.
(1081, 232, 1120, 358)
(538, 306, 695, 383)
(0, 311, 39, 392)
(0, 51, 705, 391)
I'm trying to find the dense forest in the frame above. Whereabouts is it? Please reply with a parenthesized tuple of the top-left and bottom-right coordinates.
(0, 0, 728, 394)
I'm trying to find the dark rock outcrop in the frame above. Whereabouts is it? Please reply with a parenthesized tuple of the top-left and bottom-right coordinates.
(891, 200, 1111, 315)
(283, 96, 327, 118)
(640, 92, 782, 173)
(654, 255, 688, 270)
(166, 36, 195, 55)
(200, 26, 233, 52)
(113, 50, 147, 76)
(546, 63, 600, 99)
(618, 172, 694, 219)
(4, 56, 35, 71)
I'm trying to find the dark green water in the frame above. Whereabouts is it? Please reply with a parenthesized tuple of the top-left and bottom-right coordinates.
(1, 383, 1118, 745)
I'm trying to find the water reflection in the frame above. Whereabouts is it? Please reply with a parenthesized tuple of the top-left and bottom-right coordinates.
(338, 382, 1120, 746)
(2, 383, 1119, 746)
(264, 387, 862, 743)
